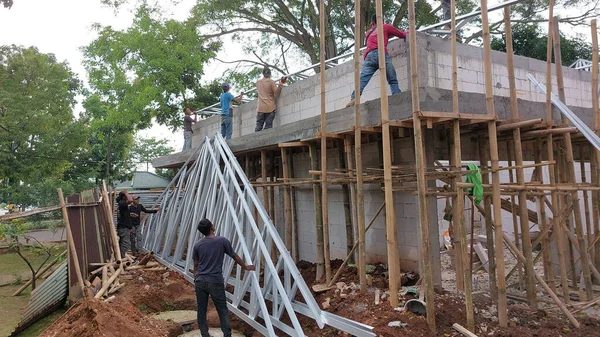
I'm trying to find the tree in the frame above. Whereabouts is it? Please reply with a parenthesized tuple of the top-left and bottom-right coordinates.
(0, 45, 89, 207)
(82, 93, 135, 185)
(83, 5, 222, 130)
(129, 136, 173, 171)
(491, 24, 592, 66)
(0, 219, 57, 291)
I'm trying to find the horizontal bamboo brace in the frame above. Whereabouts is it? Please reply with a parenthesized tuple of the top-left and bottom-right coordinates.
(456, 182, 600, 191)
(278, 142, 309, 148)
(496, 118, 544, 131)
(521, 127, 578, 137)
(480, 161, 554, 174)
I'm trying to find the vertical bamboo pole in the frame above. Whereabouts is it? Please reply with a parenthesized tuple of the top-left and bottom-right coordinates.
(319, 0, 332, 283)
(310, 143, 325, 279)
(506, 143, 524, 290)
(478, 138, 497, 301)
(406, 0, 435, 329)
(535, 137, 555, 285)
(376, 0, 401, 309)
(504, 6, 537, 306)
(481, 0, 507, 326)
(553, 18, 593, 301)
(450, 0, 464, 294)
(261, 151, 269, 223)
(57, 188, 87, 298)
(354, 0, 367, 292)
(290, 156, 300, 263)
(101, 181, 122, 263)
(544, 13, 570, 304)
(281, 147, 293, 253)
(456, 187, 474, 332)
(590, 20, 600, 270)
(579, 145, 592, 251)
(341, 139, 357, 263)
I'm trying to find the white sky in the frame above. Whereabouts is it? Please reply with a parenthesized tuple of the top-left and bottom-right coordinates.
(0, 0, 593, 157)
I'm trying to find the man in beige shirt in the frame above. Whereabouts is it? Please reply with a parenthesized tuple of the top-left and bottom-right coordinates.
(255, 67, 283, 132)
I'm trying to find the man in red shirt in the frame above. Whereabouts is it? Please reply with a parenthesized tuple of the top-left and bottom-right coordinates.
(346, 15, 407, 107)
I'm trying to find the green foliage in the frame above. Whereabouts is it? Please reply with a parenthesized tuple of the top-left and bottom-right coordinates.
(83, 5, 221, 130)
(0, 46, 89, 207)
(491, 24, 592, 66)
(129, 136, 174, 171)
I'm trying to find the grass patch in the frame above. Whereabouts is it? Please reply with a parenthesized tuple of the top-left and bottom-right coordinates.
(0, 284, 31, 336)
(0, 245, 67, 277)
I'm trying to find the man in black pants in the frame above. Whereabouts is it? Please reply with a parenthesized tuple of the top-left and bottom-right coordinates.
(129, 196, 159, 255)
(116, 190, 133, 258)
(193, 219, 255, 337)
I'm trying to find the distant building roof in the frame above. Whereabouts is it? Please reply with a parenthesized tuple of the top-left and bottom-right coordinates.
(115, 171, 170, 190)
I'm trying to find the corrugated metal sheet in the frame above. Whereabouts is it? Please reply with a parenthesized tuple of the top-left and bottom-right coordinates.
(10, 262, 68, 336)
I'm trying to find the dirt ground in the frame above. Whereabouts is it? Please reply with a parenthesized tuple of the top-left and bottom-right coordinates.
(37, 256, 600, 337)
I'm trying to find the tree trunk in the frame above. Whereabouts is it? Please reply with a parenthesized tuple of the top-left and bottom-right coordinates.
(15, 245, 37, 291)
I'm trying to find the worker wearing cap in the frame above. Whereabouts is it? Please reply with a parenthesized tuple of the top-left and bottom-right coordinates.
(346, 14, 407, 107)
(219, 83, 243, 140)
(129, 195, 159, 255)
(255, 66, 284, 132)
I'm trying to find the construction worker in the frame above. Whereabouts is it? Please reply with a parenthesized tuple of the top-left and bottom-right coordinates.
(193, 218, 255, 337)
(219, 83, 243, 140)
(129, 196, 159, 255)
(255, 66, 283, 132)
(346, 14, 407, 108)
(116, 189, 133, 258)
(183, 107, 197, 151)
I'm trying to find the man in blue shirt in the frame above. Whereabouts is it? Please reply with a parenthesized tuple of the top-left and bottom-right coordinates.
(193, 218, 255, 337)
(219, 83, 243, 140)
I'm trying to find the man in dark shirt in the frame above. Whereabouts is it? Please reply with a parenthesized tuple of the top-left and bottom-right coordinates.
(183, 107, 197, 151)
(129, 196, 159, 255)
(346, 14, 407, 107)
(192, 218, 255, 337)
(116, 189, 133, 258)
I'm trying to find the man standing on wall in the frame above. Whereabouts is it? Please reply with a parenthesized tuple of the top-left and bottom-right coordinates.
(219, 83, 243, 140)
(193, 218, 255, 337)
(129, 196, 159, 255)
(183, 107, 197, 151)
(346, 14, 407, 107)
(116, 190, 133, 258)
(255, 66, 283, 132)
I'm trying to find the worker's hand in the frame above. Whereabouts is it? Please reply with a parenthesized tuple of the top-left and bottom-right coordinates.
(130, 212, 138, 218)
(244, 265, 256, 271)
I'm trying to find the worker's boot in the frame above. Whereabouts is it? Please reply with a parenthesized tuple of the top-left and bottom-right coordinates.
(345, 99, 355, 108)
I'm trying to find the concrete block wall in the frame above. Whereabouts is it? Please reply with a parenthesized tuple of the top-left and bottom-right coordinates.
(289, 140, 429, 272)
(423, 34, 593, 112)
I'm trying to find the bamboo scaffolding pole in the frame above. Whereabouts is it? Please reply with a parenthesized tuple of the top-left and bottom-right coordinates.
(353, 0, 366, 287)
(57, 188, 88, 298)
(479, 137, 497, 301)
(496, 118, 543, 132)
(309, 143, 325, 280)
(374, 0, 401, 307)
(591, 20, 600, 270)
(319, 0, 332, 283)
(553, 18, 593, 301)
(290, 156, 300, 263)
(544, 15, 581, 296)
(456, 188, 475, 331)
(450, 0, 464, 294)
(406, 0, 435, 329)
(481, 0, 507, 325)
(504, 6, 537, 305)
(94, 266, 122, 299)
(535, 137, 555, 286)
(101, 181, 122, 264)
(340, 139, 356, 263)
(506, 143, 524, 290)
(281, 147, 293, 253)
(579, 145, 593, 257)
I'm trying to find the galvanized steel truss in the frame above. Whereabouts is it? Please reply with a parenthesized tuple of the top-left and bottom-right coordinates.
(142, 133, 375, 337)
